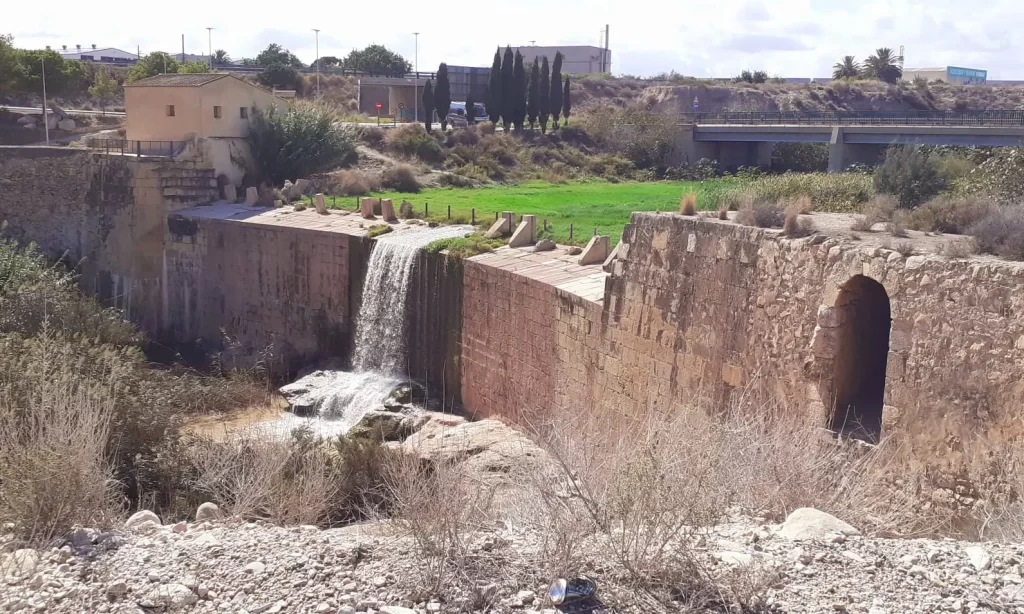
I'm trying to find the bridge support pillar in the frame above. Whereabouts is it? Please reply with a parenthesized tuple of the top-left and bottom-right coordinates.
(828, 128, 884, 172)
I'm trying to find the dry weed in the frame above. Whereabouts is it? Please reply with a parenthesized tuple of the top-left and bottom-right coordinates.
(783, 204, 814, 238)
(680, 192, 697, 216)
(718, 203, 729, 220)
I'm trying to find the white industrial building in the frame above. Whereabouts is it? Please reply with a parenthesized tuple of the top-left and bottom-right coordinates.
(902, 66, 988, 85)
(512, 45, 611, 75)
(58, 46, 138, 63)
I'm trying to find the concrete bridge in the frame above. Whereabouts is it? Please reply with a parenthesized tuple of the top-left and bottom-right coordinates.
(674, 110, 1024, 171)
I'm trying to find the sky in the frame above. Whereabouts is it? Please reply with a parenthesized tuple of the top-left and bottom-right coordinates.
(6, 0, 1023, 79)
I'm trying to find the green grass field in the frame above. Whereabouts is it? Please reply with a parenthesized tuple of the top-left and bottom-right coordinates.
(333, 180, 738, 245)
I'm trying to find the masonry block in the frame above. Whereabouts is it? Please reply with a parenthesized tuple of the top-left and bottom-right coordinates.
(508, 214, 537, 248)
(245, 186, 258, 205)
(223, 184, 237, 202)
(381, 198, 397, 222)
(484, 212, 514, 239)
(314, 193, 327, 214)
(360, 197, 376, 219)
(579, 235, 610, 265)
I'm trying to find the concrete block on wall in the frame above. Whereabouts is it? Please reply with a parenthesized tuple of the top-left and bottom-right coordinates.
(484, 211, 515, 239)
(245, 186, 258, 205)
(223, 184, 237, 202)
(314, 193, 327, 214)
(381, 198, 397, 222)
(579, 235, 610, 265)
(360, 197, 376, 219)
(508, 214, 537, 248)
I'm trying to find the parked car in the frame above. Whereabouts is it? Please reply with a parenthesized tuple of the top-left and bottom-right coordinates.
(446, 102, 488, 127)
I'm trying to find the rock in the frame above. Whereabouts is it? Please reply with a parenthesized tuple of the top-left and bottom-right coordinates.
(567, 246, 583, 255)
(16, 116, 35, 126)
(380, 607, 416, 614)
(965, 546, 991, 571)
(147, 570, 161, 583)
(5, 549, 40, 577)
(534, 239, 556, 252)
(68, 527, 99, 548)
(396, 418, 547, 481)
(171, 522, 187, 534)
(517, 590, 536, 605)
(715, 551, 754, 566)
(778, 508, 860, 541)
(294, 178, 311, 196)
(105, 580, 128, 600)
(150, 583, 197, 608)
(399, 201, 414, 219)
(350, 410, 416, 441)
(372, 575, 388, 587)
(282, 181, 295, 201)
(126, 510, 161, 529)
(244, 561, 266, 574)
(195, 502, 223, 522)
(57, 118, 76, 131)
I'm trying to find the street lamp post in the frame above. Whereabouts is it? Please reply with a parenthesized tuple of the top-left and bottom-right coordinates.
(312, 29, 320, 98)
(413, 32, 419, 123)
(41, 58, 49, 145)
(207, 27, 214, 69)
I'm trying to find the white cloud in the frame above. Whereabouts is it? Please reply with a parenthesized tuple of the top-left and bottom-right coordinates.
(5, 0, 1023, 79)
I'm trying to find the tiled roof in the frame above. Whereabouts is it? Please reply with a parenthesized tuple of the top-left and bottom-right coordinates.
(124, 73, 231, 87)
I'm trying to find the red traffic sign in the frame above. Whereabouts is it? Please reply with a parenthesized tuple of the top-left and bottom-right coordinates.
(375, 102, 382, 110)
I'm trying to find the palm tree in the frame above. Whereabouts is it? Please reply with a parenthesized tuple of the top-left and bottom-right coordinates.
(832, 56, 861, 80)
(213, 49, 231, 66)
(863, 48, 902, 84)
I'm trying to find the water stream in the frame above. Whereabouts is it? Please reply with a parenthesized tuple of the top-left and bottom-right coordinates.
(281, 225, 472, 433)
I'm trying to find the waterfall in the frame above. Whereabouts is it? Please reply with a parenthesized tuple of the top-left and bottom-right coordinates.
(290, 225, 471, 431)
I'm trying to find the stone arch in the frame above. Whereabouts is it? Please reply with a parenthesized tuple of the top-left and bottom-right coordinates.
(828, 275, 892, 443)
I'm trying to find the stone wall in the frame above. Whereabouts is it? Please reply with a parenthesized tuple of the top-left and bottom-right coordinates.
(162, 214, 357, 365)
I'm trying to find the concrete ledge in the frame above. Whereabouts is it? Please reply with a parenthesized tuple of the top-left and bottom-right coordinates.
(579, 235, 610, 265)
(508, 214, 537, 248)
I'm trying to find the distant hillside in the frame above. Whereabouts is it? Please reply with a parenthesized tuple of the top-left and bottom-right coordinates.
(573, 78, 1024, 114)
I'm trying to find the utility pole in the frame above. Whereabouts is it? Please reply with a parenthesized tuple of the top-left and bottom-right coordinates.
(181, 34, 185, 64)
(312, 29, 320, 98)
(41, 58, 49, 145)
(604, 24, 610, 73)
(207, 27, 214, 69)
(413, 32, 419, 123)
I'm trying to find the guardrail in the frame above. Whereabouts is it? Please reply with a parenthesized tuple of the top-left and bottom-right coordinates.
(86, 139, 187, 157)
(682, 110, 1024, 127)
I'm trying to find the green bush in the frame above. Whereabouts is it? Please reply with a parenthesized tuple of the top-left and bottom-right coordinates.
(873, 146, 946, 209)
(367, 224, 394, 238)
(955, 148, 1024, 204)
(720, 173, 874, 212)
(424, 232, 505, 258)
(384, 123, 444, 163)
(258, 63, 300, 89)
(247, 102, 358, 185)
(772, 142, 829, 173)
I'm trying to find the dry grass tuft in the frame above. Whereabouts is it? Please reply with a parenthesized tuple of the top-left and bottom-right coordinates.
(718, 203, 729, 220)
(680, 192, 697, 216)
(735, 202, 785, 228)
(380, 164, 422, 193)
(333, 170, 379, 196)
(783, 203, 815, 238)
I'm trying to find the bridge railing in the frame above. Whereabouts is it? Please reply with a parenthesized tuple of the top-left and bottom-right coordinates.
(682, 110, 1024, 126)
(85, 139, 187, 157)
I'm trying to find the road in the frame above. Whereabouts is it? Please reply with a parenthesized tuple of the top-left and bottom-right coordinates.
(2, 106, 126, 118)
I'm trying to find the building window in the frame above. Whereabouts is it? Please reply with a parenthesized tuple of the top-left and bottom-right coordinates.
(213, 106, 222, 119)
(166, 105, 175, 117)
(239, 106, 248, 119)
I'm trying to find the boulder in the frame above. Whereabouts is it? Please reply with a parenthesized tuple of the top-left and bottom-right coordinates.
(15, 116, 35, 126)
(965, 545, 991, 571)
(57, 118, 76, 131)
(145, 583, 197, 609)
(195, 502, 223, 522)
(105, 580, 129, 600)
(380, 607, 417, 614)
(282, 180, 295, 201)
(399, 201, 414, 219)
(126, 510, 161, 529)
(3, 549, 39, 578)
(567, 246, 583, 255)
(68, 527, 99, 548)
(294, 178, 311, 196)
(715, 551, 753, 566)
(534, 239, 556, 252)
(777, 508, 860, 541)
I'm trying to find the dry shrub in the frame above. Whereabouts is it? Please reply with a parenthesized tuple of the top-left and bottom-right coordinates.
(679, 192, 697, 215)
(862, 194, 898, 224)
(735, 202, 784, 228)
(906, 195, 997, 234)
(475, 121, 496, 135)
(967, 205, 1024, 261)
(849, 216, 874, 232)
(335, 170, 379, 196)
(384, 123, 444, 163)
(445, 127, 480, 147)
(718, 203, 729, 220)
(886, 220, 909, 238)
(0, 345, 121, 545)
(936, 239, 975, 258)
(881, 239, 915, 257)
(384, 450, 497, 597)
(380, 164, 422, 193)
(783, 203, 814, 237)
(359, 125, 386, 148)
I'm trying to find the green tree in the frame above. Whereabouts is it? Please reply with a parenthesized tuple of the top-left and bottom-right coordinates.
(527, 58, 540, 129)
(511, 50, 526, 131)
(212, 49, 231, 65)
(316, 56, 341, 68)
(734, 69, 768, 84)
(500, 46, 514, 131)
(562, 76, 571, 125)
(179, 61, 209, 74)
(16, 49, 86, 95)
(421, 80, 434, 133)
(340, 44, 411, 75)
(550, 52, 563, 129)
(247, 101, 357, 185)
(87, 68, 119, 114)
(240, 58, 259, 67)
(832, 56, 861, 80)
(486, 48, 501, 123)
(255, 43, 304, 68)
(127, 52, 180, 83)
(435, 62, 451, 130)
(465, 92, 476, 124)
(258, 64, 299, 89)
(0, 34, 20, 97)
(538, 56, 550, 134)
(863, 48, 902, 84)
(874, 145, 945, 208)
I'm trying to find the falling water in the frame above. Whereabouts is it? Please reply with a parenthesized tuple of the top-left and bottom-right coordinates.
(291, 225, 472, 431)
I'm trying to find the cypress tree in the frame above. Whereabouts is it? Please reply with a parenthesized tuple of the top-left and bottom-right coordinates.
(466, 92, 476, 124)
(527, 58, 540, 130)
(538, 56, 550, 134)
(550, 51, 563, 129)
(500, 46, 514, 132)
(512, 50, 526, 131)
(421, 80, 434, 133)
(435, 62, 451, 130)
(487, 49, 501, 123)
(562, 76, 571, 125)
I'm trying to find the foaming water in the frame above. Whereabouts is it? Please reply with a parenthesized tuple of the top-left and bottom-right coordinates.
(284, 225, 472, 432)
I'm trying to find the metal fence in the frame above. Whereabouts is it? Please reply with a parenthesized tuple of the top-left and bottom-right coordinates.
(681, 110, 1024, 126)
(87, 139, 186, 157)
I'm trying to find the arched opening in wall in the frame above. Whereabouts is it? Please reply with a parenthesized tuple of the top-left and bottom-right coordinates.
(830, 275, 891, 443)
